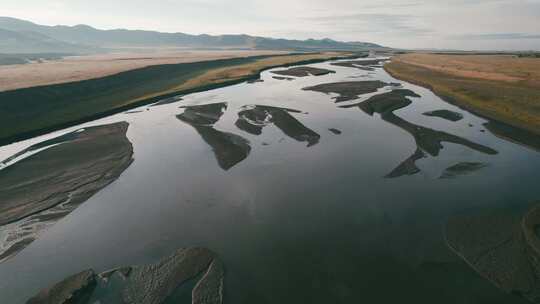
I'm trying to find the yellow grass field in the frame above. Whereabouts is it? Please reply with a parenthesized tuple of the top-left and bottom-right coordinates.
(0, 50, 288, 92)
(385, 53, 540, 134)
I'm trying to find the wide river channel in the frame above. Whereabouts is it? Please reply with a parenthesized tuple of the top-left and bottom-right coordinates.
(1, 58, 539, 303)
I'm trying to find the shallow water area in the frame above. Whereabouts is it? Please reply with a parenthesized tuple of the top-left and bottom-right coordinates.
(0, 58, 539, 303)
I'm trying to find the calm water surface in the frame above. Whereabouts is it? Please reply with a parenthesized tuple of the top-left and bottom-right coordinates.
(0, 59, 539, 303)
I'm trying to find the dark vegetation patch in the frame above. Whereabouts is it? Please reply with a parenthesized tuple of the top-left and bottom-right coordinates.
(329, 128, 342, 135)
(272, 76, 294, 81)
(247, 78, 264, 84)
(440, 162, 487, 179)
(303, 81, 387, 102)
(517, 53, 540, 58)
(423, 109, 464, 122)
(272, 66, 335, 77)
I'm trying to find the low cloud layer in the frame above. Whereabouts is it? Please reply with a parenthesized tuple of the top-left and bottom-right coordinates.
(456, 33, 540, 40)
(0, 0, 538, 50)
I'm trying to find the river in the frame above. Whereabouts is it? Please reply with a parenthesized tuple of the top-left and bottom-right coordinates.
(0, 58, 539, 303)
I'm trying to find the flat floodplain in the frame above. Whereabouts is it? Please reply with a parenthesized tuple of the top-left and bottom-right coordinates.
(0, 50, 288, 92)
(0, 58, 539, 303)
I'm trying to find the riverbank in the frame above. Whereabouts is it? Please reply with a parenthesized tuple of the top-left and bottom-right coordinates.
(0, 52, 355, 145)
(384, 53, 540, 135)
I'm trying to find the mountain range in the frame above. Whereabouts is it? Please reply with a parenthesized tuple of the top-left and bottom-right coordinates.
(0, 17, 383, 54)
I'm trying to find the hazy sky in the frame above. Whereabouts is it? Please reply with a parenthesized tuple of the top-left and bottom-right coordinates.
(1, 0, 540, 50)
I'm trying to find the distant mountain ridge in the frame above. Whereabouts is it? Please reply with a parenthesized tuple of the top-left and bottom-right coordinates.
(0, 27, 97, 53)
(0, 16, 384, 54)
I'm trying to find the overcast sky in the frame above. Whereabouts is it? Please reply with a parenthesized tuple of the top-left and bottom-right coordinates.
(1, 0, 539, 50)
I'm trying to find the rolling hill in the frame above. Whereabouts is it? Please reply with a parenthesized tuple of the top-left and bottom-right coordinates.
(0, 16, 383, 53)
(0, 28, 93, 53)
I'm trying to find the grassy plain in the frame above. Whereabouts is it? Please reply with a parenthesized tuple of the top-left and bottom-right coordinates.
(385, 53, 540, 134)
(0, 50, 287, 92)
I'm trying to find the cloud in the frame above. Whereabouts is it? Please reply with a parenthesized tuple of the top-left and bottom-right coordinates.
(306, 13, 432, 37)
(1, 0, 539, 50)
(455, 33, 540, 40)
(356, 2, 423, 9)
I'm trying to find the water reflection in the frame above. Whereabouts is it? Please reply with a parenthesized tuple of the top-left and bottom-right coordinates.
(340, 88, 498, 178)
(235, 105, 320, 147)
(0, 122, 133, 263)
(182, 82, 502, 178)
(484, 121, 540, 152)
(177, 103, 251, 170)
